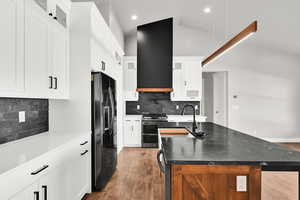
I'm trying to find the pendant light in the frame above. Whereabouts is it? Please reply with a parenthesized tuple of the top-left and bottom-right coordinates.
(202, 21, 258, 66)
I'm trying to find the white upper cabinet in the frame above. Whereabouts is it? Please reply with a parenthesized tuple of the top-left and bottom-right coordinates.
(171, 57, 202, 101)
(123, 57, 138, 101)
(172, 62, 186, 100)
(0, 0, 70, 99)
(122, 56, 202, 101)
(0, 0, 25, 97)
(25, 0, 50, 98)
(48, 1, 69, 98)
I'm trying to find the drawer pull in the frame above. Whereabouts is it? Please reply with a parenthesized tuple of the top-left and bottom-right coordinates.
(81, 150, 89, 156)
(80, 141, 88, 146)
(31, 165, 49, 175)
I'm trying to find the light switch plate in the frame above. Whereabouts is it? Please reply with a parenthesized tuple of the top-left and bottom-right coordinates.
(176, 105, 179, 110)
(195, 105, 198, 110)
(137, 105, 140, 110)
(19, 111, 26, 123)
(236, 176, 247, 192)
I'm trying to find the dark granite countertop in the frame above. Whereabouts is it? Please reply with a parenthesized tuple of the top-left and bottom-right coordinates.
(160, 122, 300, 167)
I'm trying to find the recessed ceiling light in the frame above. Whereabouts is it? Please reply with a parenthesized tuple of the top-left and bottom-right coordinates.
(203, 7, 211, 14)
(131, 15, 138, 20)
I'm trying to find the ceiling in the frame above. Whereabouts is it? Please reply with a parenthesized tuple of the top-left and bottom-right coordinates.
(111, 0, 300, 56)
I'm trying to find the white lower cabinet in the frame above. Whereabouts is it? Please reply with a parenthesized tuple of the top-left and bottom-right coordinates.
(124, 116, 141, 147)
(72, 143, 91, 199)
(5, 135, 91, 200)
(38, 164, 70, 200)
(10, 183, 38, 200)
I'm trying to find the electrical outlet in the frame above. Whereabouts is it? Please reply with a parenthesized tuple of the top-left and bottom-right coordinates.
(19, 111, 26, 123)
(236, 176, 247, 192)
(137, 105, 140, 110)
(176, 105, 179, 110)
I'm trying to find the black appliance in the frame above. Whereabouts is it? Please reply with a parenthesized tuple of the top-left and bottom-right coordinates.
(91, 72, 117, 191)
(142, 113, 168, 148)
(137, 18, 173, 91)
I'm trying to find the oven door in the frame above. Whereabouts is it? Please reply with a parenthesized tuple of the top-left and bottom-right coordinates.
(142, 121, 159, 148)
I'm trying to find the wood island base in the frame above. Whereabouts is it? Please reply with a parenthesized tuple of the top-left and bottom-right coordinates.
(171, 165, 261, 200)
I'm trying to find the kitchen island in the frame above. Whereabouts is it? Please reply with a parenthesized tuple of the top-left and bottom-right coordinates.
(158, 122, 300, 200)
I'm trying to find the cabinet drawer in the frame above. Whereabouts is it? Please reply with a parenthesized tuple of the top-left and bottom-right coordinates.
(0, 156, 52, 199)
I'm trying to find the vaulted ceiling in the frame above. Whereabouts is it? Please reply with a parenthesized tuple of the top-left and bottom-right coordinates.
(111, 0, 300, 56)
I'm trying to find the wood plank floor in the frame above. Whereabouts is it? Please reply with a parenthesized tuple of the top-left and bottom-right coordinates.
(86, 144, 300, 200)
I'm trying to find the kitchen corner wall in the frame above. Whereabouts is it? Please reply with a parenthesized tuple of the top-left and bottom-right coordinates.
(0, 98, 49, 145)
(126, 93, 200, 115)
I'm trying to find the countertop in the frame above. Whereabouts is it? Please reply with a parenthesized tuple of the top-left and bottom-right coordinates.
(0, 131, 91, 176)
(160, 122, 300, 166)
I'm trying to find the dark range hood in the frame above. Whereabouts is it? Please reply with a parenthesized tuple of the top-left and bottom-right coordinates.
(137, 18, 173, 92)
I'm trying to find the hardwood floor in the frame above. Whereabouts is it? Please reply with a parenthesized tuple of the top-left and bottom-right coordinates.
(87, 144, 300, 200)
(86, 148, 163, 200)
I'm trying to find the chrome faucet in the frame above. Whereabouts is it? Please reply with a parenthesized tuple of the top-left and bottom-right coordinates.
(181, 104, 198, 133)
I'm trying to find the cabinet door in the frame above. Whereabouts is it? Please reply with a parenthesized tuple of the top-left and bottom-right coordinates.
(184, 61, 202, 100)
(9, 183, 39, 200)
(171, 62, 186, 101)
(124, 120, 134, 146)
(39, 165, 69, 200)
(124, 59, 138, 101)
(49, 19, 68, 98)
(25, 0, 50, 97)
(74, 147, 90, 199)
(133, 120, 141, 147)
(0, 0, 25, 96)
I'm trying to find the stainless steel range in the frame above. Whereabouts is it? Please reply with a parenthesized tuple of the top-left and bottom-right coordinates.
(142, 113, 168, 148)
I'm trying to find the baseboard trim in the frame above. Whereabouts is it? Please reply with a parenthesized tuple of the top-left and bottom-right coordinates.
(261, 138, 300, 143)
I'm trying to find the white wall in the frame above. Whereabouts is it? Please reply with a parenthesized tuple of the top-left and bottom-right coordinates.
(204, 44, 300, 141)
(72, 0, 124, 50)
(109, 9, 124, 50)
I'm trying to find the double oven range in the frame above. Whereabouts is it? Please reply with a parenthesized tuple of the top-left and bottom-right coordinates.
(142, 113, 168, 148)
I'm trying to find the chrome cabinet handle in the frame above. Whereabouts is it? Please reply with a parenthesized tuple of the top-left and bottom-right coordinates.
(81, 150, 89, 156)
(31, 165, 49, 175)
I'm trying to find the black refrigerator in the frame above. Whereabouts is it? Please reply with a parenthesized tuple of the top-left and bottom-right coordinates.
(91, 72, 117, 191)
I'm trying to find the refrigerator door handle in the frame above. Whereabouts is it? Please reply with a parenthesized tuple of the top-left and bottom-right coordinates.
(104, 106, 110, 131)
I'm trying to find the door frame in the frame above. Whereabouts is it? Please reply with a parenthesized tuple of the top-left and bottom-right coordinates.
(202, 70, 229, 127)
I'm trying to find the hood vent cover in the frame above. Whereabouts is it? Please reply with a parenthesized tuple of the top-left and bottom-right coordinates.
(137, 18, 173, 92)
